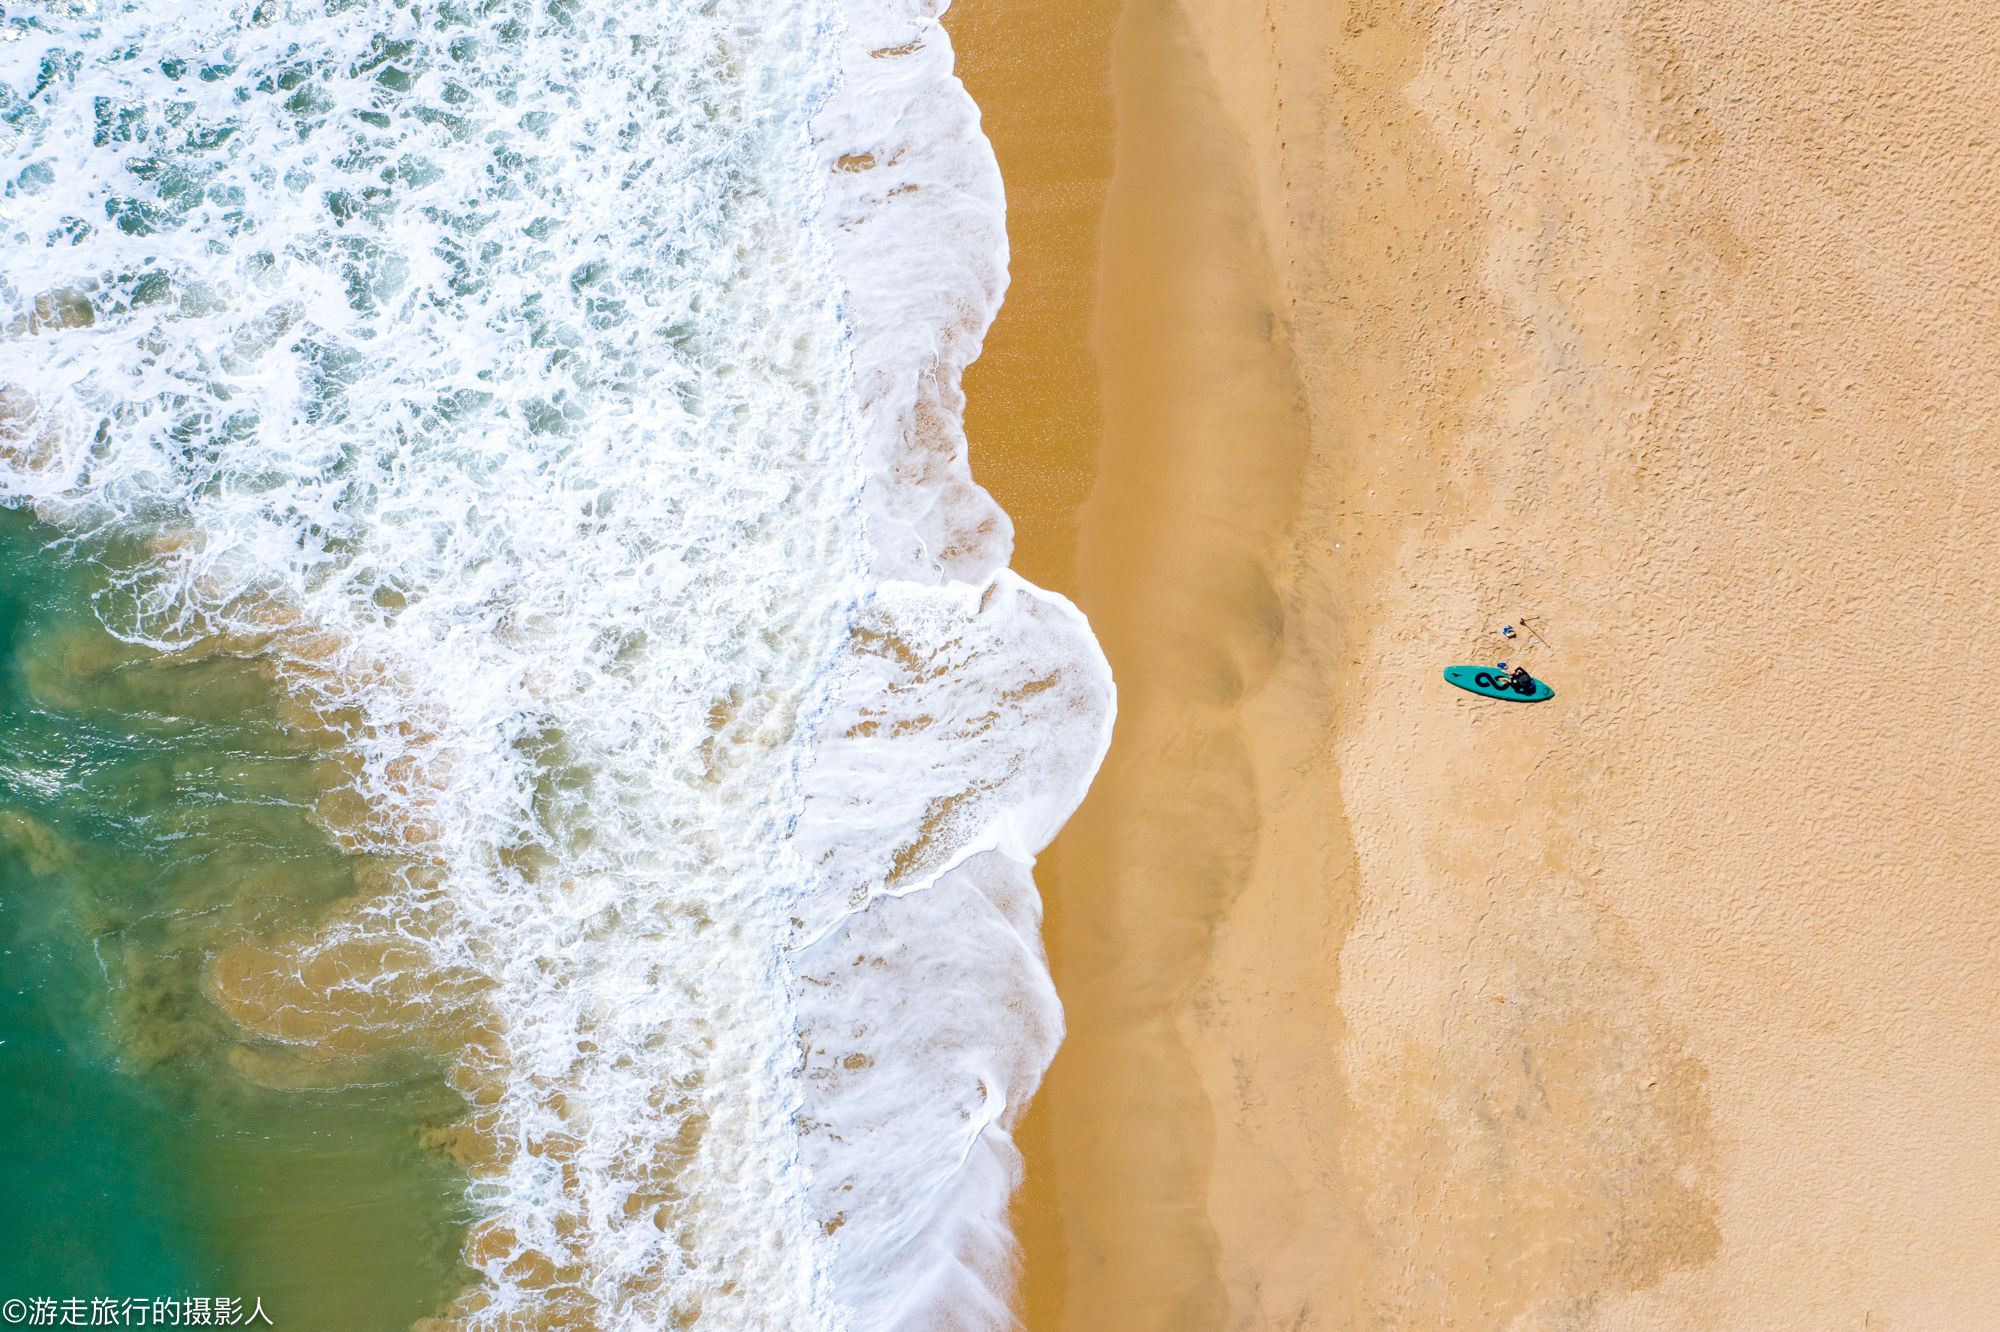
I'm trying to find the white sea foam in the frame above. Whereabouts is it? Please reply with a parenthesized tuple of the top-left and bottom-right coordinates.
(0, 0, 1109, 1328)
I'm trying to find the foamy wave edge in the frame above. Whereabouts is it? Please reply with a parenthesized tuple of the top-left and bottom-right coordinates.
(794, 1, 1113, 1324)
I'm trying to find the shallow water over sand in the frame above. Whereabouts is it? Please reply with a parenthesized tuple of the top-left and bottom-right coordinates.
(0, 508, 472, 1327)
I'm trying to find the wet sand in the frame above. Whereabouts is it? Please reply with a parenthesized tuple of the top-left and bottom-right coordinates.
(959, 0, 1337, 1318)
(958, 0, 2000, 1326)
(943, 0, 1118, 1323)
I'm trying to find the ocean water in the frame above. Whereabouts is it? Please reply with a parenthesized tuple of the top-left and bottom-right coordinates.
(0, 1, 1111, 1329)
(0, 505, 473, 1326)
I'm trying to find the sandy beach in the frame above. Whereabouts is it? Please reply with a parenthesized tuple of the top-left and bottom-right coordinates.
(956, 0, 2000, 1325)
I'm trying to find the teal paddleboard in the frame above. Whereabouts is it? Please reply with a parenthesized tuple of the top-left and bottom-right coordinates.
(1444, 665, 1554, 702)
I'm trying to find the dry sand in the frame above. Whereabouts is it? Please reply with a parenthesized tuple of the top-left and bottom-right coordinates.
(955, 0, 2000, 1327)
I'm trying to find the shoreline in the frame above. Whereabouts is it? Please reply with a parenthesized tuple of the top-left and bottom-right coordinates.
(942, 0, 1119, 1322)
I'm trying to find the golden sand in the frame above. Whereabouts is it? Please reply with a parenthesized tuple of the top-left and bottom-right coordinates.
(957, 0, 2000, 1325)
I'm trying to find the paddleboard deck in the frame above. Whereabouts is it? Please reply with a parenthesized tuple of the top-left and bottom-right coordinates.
(1444, 665, 1554, 702)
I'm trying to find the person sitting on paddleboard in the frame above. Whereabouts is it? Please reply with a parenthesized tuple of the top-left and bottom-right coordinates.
(1497, 663, 1534, 693)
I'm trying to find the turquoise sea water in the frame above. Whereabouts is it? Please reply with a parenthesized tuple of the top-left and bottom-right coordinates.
(0, 510, 470, 1329)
